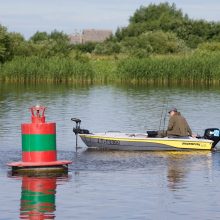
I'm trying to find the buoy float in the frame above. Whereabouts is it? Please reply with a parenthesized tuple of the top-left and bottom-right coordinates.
(7, 105, 72, 175)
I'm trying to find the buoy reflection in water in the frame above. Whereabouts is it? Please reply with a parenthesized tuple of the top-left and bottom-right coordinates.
(20, 176, 57, 219)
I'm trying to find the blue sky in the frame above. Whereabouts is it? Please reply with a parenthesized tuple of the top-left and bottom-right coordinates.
(0, 0, 220, 39)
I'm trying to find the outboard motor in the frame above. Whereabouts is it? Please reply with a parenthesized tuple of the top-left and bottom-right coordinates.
(71, 118, 90, 135)
(71, 118, 90, 150)
(204, 128, 220, 148)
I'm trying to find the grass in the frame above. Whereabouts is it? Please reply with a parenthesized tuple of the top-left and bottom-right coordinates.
(1, 51, 220, 84)
(0, 56, 94, 83)
(117, 51, 220, 84)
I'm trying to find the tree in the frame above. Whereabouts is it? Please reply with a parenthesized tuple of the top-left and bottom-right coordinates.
(8, 32, 25, 57)
(94, 42, 121, 55)
(49, 30, 69, 42)
(0, 24, 12, 62)
(0, 27, 6, 61)
(121, 31, 187, 55)
(28, 30, 72, 57)
(129, 2, 185, 24)
(72, 42, 97, 53)
(142, 31, 188, 53)
(113, 2, 220, 49)
(49, 30, 71, 57)
(30, 31, 49, 42)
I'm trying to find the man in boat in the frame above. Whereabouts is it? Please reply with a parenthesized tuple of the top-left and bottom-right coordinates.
(166, 107, 192, 137)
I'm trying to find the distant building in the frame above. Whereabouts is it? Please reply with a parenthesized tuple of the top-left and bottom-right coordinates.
(69, 33, 82, 44)
(69, 29, 112, 44)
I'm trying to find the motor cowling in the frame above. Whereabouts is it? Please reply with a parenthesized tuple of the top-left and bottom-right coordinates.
(73, 128, 90, 135)
(204, 128, 220, 148)
(71, 118, 90, 135)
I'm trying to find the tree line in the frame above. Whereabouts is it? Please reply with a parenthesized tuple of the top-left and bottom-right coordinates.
(97, 2, 220, 57)
(0, 26, 73, 63)
(1, 2, 220, 63)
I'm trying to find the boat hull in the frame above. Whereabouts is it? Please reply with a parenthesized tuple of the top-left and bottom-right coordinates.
(79, 133, 213, 151)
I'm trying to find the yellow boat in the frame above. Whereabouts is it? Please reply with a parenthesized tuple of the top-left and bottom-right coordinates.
(79, 132, 214, 151)
(71, 118, 220, 151)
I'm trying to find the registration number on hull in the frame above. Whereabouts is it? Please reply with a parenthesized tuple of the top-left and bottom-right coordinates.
(97, 139, 120, 145)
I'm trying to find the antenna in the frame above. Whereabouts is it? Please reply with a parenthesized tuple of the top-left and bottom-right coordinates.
(162, 100, 169, 133)
(158, 98, 166, 131)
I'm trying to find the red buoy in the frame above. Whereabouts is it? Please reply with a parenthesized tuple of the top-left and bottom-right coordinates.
(8, 105, 72, 174)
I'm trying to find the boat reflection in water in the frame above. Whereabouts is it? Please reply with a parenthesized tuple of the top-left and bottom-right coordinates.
(83, 149, 213, 191)
(19, 175, 67, 219)
(164, 151, 212, 191)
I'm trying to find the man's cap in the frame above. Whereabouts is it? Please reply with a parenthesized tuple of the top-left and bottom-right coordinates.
(168, 107, 177, 113)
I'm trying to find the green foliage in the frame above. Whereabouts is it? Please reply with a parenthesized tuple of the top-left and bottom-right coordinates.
(7, 32, 26, 57)
(142, 31, 188, 53)
(1, 52, 220, 84)
(30, 31, 49, 42)
(49, 30, 69, 42)
(174, 19, 220, 48)
(28, 30, 72, 58)
(0, 28, 73, 61)
(115, 2, 220, 50)
(0, 24, 12, 62)
(0, 28, 6, 60)
(90, 60, 117, 82)
(121, 31, 188, 55)
(2, 3, 220, 84)
(30, 30, 69, 42)
(198, 42, 220, 51)
(94, 42, 121, 55)
(73, 42, 97, 53)
(73, 50, 90, 63)
(116, 52, 220, 83)
(130, 2, 185, 24)
(115, 2, 187, 41)
(130, 48, 152, 58)
(121, 35, 152, 57)
(0, 56, 94, 82)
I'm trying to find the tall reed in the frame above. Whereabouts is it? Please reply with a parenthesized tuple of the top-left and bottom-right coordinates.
(0, 56, 94, 83)
(1, 51, 220, 84)
(116, 51, 220, 84)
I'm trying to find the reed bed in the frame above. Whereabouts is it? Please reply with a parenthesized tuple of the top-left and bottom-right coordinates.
(117, 52, 220, 84)
(90, 60, 117, 83)
(1, 51, 220, 84)
(0, 56, 94, 83)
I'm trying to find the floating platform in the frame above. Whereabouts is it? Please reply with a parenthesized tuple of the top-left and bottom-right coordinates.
(8, 160, 72, 176)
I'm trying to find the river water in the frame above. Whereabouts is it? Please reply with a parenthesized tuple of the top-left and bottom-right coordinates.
(1, 83, 220, 219)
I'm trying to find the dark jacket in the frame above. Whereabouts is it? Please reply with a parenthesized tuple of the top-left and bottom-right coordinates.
(167, 112, 192, 137)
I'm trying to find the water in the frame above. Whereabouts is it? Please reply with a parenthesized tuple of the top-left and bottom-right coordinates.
(1, 83, 220, 219)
